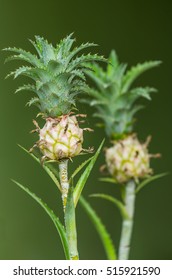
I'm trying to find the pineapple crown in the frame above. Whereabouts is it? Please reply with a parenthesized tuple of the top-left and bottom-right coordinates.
(4, 33, 106, 117)
(83, 50, 161, 139)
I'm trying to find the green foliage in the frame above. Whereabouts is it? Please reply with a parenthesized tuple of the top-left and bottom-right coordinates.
(80, 196, 117, 260)
(4, 34, 106, 117)
(17, 140, 108, 259)
(73, 139, 105, 207)
(122, 61, 161, 93)
(69, 156, 93, 183)
(90, 193, 129, 219)
(18, 140, 104, 207)
(11, 179, 70, 259)
(99, 177, 117, 184)
(18, 144, 61, 190)
(135, 172, 168, 193)
(83, 50, 161, 139)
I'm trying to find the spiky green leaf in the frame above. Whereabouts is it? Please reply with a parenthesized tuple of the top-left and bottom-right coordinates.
(27, 97, 40, 107)
(67, 42, 98, 62)
(107, 50, 119, 76)
(128, 87, 157, 101)
(18, 145, 61, 191)
(68, 53, 107, 71)
(15, 84, 36, 94)
(136, 172, 168, 193)
(122, 61, 161, 93)
(73, 139, 105, 207)
(69, 156, 94, 183)
(34, 36, 56, 64)
(80, 196, 117, 260)
(4, 47, 42, 67)
(90, 193, 129, 219)
(99, 177, 117, 184)
(11, 179, 69, 259)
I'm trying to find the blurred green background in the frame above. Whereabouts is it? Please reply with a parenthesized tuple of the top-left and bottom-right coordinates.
(0, 0, 171, 260)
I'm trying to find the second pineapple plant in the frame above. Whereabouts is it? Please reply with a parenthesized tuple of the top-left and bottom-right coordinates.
(83, 50, 163, 259)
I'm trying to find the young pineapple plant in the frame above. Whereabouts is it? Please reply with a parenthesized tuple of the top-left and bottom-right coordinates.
(84, 50, 164, 259)
(4, 34, 109, 260)
(84, 50, 161, 183)
(5, 34, 105, 159)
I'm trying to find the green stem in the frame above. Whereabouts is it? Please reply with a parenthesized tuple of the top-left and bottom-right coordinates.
(118, 180, 136, 260)
(59, 160, 69, 210)
(65, 186, 79, 260)
(59, 159, 79, 260)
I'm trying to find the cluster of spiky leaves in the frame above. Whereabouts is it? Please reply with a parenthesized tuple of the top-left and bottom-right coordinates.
(4, 34, 106, 117)
(83, 50, 161, 139)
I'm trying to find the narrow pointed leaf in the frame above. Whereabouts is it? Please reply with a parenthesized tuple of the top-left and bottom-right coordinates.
(15, 84, 37, 94)
(86, 70, 106, 92)
(4, 47, 42, 67)
(67, 42, 98, 62)
(88, 88, 105, 100)
(13, 66, 33, 79)
(69, 156, 94, 183)
(80, 196, 117, 260)
(90, 193, 129, 219)
(73, 139, 105, 207)
(35, 36, 55, 63)
(18, 145, 61, 191)
(69, 54, 107, 71)
(136, 172, 168, 193)
(90, 100, 107, 106)
(107, 50, 119, 75)
(122, 61, 161, 93)
(11, 179, 70, 259)
(129, 104, 145, 118)
(99, 177, 117, 184)
(129, 87, 157, 101)
(70, 69, 86, 81)
(27, 97, 40, 107)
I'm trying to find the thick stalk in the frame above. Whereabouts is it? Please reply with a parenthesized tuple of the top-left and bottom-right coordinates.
(65, 186, 79, 260)
(59, 159, 69, 210)
(118, 180, 136, 260)
(59, 159, 79, 260)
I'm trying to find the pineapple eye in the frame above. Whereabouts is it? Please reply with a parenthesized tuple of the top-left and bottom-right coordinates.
(135, 150, 139, 158)
(64, 124, 68, 134)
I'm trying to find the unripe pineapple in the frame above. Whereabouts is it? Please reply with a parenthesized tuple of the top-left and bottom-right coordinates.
(5, 34, 106, 160)
(84, 50, 161, 182)
(105, 135, 151, 183)
(38, 115, 83, 160)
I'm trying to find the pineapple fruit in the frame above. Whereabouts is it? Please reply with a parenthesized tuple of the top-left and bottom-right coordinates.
(5, 34, 106, 161)
(85, 50, 161, 183)
(105, 134, 152, 183)
(36, 114, 84, 161)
